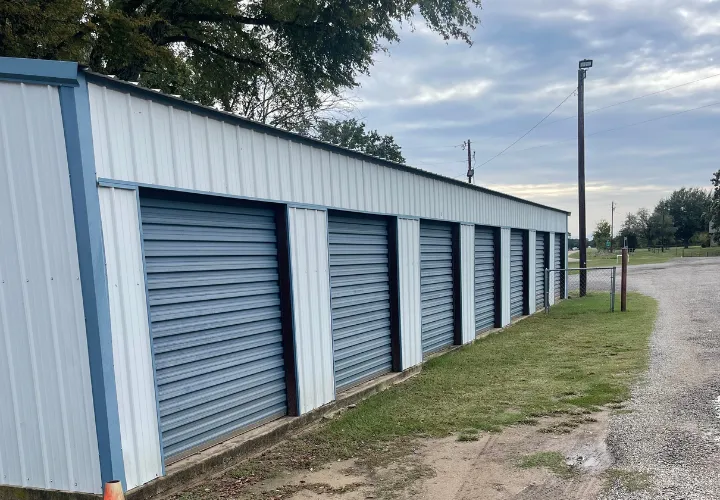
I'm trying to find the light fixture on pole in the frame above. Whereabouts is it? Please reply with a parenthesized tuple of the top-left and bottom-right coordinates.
(578, 58, 593, 297)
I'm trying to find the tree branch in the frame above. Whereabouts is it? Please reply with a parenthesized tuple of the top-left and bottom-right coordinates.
(160, 35, 263, 68)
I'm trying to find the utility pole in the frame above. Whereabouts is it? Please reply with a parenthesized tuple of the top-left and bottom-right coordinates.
(661, 202, 666, 253)
(578, 59, 593, 297)
(465, 139, 474, 183)
(611, 201, 616, 253)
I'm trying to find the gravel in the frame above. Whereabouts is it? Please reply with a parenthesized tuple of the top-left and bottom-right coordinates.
(602, 258, 720, 499)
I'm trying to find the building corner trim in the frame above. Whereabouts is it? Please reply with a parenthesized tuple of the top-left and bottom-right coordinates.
(59, 72, 126, 490)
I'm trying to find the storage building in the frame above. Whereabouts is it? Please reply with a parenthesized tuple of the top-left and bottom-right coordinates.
(0, 57, 569, 497)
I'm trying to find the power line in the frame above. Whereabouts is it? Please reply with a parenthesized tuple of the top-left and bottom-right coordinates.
(541, 71, 720, 127)
(475, 87, 578, 169)
(492, 99, 720, 157)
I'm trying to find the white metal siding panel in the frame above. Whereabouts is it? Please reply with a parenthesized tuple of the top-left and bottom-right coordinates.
(548, 233, 556, 306)
(564, 233, 569, 299)
(528, 230, 536, 315)
(500, 228, 511, 327)
(288, 208, 335, 414)
(0, 82, 101, 494)
(98, 187, 163, 490)
(460, 224, 475, 344)
(88, 84, 567, 233)
(397, 219, 422, 370)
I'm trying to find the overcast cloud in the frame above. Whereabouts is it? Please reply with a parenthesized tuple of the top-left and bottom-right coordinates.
(348, 0, 719, 237)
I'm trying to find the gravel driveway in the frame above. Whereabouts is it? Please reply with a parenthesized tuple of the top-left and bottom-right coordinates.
(603, 258, 720, 499)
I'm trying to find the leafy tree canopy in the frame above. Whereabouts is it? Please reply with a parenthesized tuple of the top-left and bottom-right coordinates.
(592, 219, 612, 249)
(710, 170, 720, 242)
(664, 187, 711, 247)
(311, 118, 405, 163)
(0, 0, 482, 129)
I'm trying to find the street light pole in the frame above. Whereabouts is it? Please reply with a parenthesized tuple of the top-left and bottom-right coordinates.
(578, 59, 592, 297)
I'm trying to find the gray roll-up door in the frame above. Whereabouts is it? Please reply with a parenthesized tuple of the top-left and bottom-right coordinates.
(474, 226, 496, 332)
(510, 229, 525, 319)
(554, 235, 565, 300)
(140, 196, 287, 462)
(328, 214, 392, 391)
(536, 232, 546, 309)
(420, 221, 455, 355)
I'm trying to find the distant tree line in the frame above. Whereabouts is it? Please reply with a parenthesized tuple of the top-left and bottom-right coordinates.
(616, 186, 714, 249)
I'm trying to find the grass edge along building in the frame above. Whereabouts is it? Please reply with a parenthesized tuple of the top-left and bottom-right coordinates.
(0, 57, 569, 496)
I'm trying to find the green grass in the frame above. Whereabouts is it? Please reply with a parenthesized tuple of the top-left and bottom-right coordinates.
(517, 451, 575, 478)
(569, 246, 720, 268)
(177, 293, 658, 498)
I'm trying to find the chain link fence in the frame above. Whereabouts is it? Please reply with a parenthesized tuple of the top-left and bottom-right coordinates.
(546, 267, 617, 312)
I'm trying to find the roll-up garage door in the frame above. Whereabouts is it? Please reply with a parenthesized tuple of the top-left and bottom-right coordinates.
(554, 235, 565, 300)
(474, 227, 496, 332)
(536, 232, 546, 309)
(328, 214, 392, 391)
(510, 229, 525, 319)
(420, 221, 455, 355)
(140, 196, 287, 462)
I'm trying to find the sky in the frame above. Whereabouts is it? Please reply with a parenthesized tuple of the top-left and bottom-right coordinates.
(346, 0, 719, 238)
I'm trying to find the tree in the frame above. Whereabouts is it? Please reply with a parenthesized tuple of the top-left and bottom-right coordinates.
(619, 212, 641, 249)
(592, 219, 612, 251)
(711, 170, 720, 243)
(636, 208, 653, 247)
(664, 187, 711, 248)
(311, 119, 405, 163)
(647, 206, 676, 249)
(1, 0, 482, 130)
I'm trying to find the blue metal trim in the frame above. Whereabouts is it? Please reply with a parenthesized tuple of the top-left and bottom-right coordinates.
(133, 189, 166, 474)
(394, 216, 403, 370)
(0, 57, 79, 86)
(97, 178, 139, 190)
(95, 179, 563, 233)
(59, 74, 126, 488)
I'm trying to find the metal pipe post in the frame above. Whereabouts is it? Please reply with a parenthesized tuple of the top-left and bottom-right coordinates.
(621, 248, 628, 311)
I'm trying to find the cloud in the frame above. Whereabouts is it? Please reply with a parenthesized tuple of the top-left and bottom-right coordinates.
(346, 0, 719, 234)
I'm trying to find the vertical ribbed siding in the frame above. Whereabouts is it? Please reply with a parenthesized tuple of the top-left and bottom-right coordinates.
(554, 233, 565, 301)
(474, 227, 496, 332)
(420, 221, 455, 355)
(88, 84, 568, 233)
(328, 214, 392, 390)
(397, 218, 422, 370)
(500, 228, 511, 327)
(0, 82, 101, 493)
(535, 232, 547, 310)
(287, 208, 335, 414)
(139, 196, 287, 462)
(460, 224, 475, 344)
(527, 230, 537, 315)
(509, 230, 525, 319)
(98, 187, 163, 490)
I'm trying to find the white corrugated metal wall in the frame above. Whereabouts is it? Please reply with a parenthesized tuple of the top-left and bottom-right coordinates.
(564, 233, 569, 299)
(548, 233, 556, 306)
(460, 224, 475, 343)
(0, 81, 101, 493)
(287, 207, 335, 414)
(87, 83, 567, 234)
(527, 230, 537, 315)
(397, 218, 422, 370)
(500, 228, 511, 327)
(98, 186, 163, 490)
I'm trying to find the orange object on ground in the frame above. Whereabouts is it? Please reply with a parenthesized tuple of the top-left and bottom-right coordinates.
(103, 480, 125, 500)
